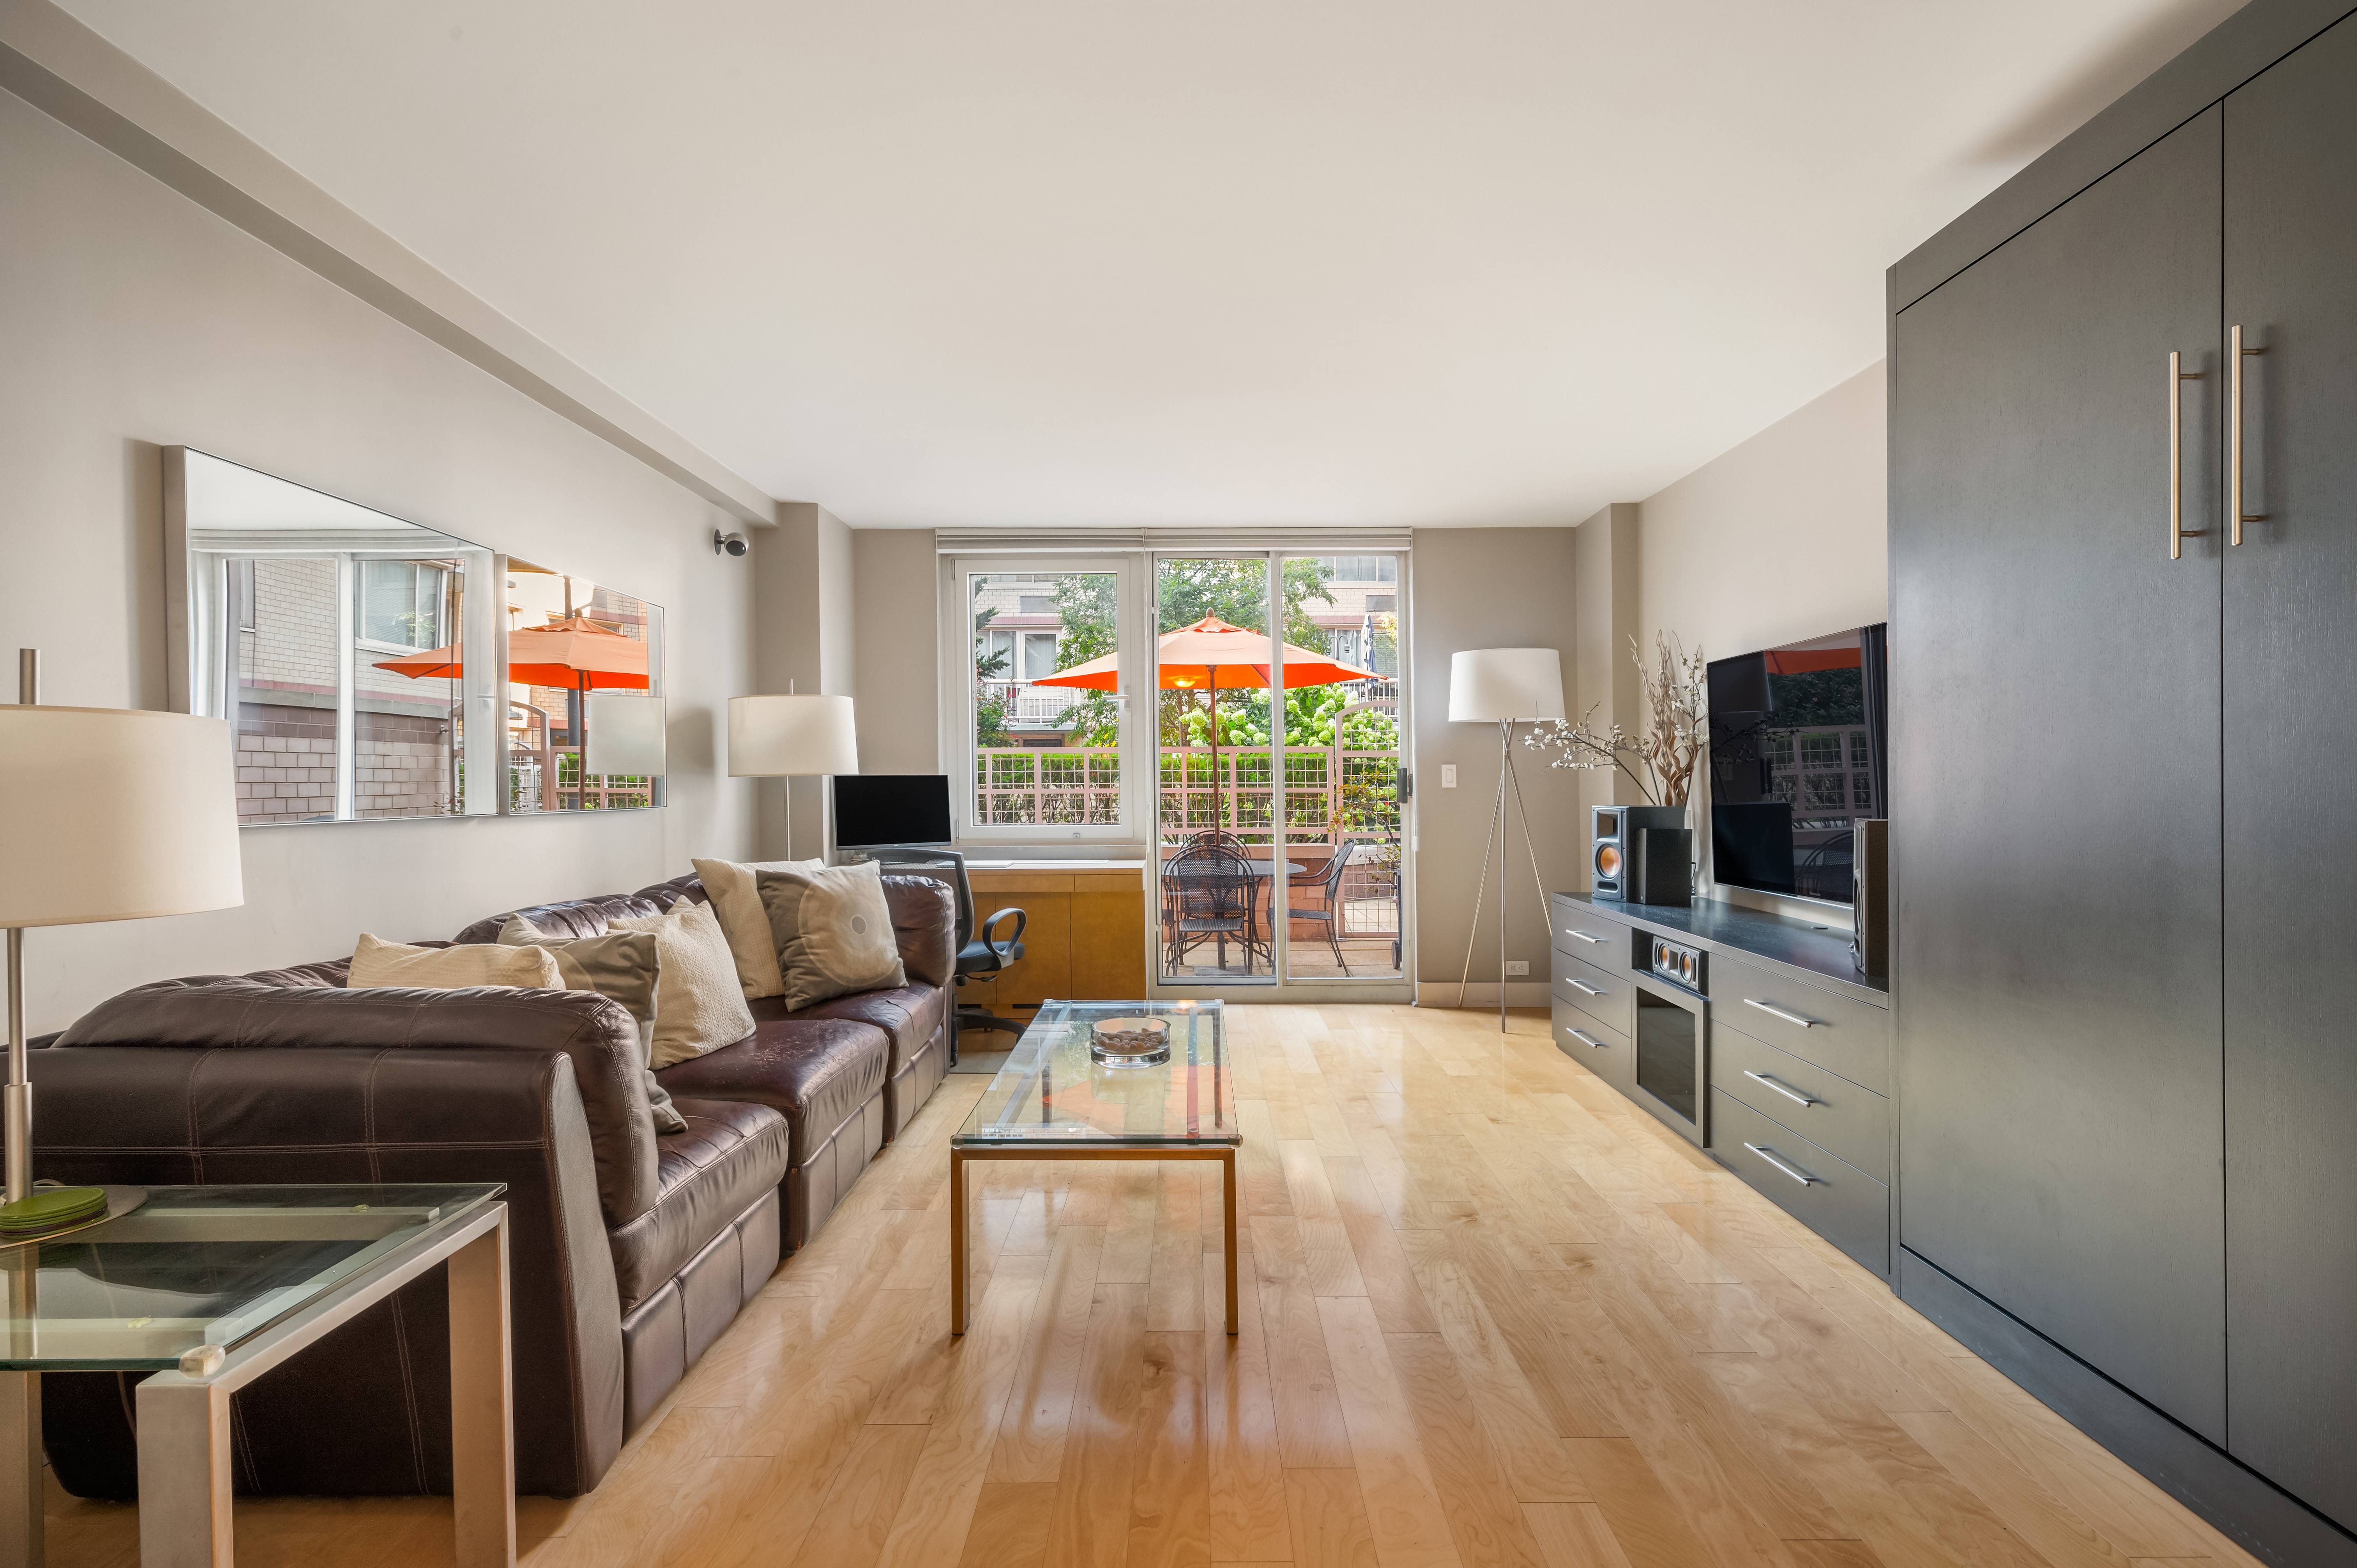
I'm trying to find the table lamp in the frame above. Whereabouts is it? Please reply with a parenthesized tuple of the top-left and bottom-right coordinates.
(1447, 648, 1564, 1032)
(1, 651, 245, 1213)
(728, 688, 858, 860)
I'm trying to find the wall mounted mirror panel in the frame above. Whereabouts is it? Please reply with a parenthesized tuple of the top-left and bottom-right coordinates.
(165, 449, 665, 824)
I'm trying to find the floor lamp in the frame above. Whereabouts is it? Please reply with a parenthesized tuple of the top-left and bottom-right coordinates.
(2, 649, 245, 1556)
(1449, 648, 1564, 1032)
(728, 689, 859, 860)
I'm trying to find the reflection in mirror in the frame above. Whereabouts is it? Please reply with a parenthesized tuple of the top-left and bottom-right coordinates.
(166, 448, 501, 824)
(502, 561, 665, 812)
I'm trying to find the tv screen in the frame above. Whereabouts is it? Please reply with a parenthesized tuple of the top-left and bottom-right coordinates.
(832, 774, 953, 849)
(1704, 626, 1887, 904)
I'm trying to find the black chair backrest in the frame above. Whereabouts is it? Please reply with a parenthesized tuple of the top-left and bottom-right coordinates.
(870, 847, 975, 947)
(1166, 839, 1255, 918)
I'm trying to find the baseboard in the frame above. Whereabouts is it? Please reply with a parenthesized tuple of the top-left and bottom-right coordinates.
(1413, 981, 1552, 1007)
(1897, 1247, 2357, 1567)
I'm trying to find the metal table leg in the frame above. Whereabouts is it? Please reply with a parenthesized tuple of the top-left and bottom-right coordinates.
(136, 1374, 233, 1568)
(1, 1370, 40, 1567)
(448, 1211, 515, 1567)
(949, 1149, 970, 1335)
(1221, 1150, 1239, 1335)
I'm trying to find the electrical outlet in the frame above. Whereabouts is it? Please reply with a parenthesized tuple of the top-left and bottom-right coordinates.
(1441, 763, 1458, 788)
(1504, 960, 1530, 976)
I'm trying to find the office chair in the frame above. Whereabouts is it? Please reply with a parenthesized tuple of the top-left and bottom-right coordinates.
(869, 848, 1028, 1058)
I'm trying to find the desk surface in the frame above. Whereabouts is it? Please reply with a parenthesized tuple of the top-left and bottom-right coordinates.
(963, 859, 1145, 876)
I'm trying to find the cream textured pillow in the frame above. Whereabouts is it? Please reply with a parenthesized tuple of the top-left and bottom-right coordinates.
(691, 856, 823, 998)
(349, 933, 564, 991)
(755, 861, 906, 1012)
(497, 916, 687, 1134)
(608, 901, 757, 1068)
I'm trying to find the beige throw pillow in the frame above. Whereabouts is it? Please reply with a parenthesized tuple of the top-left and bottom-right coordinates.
(691, 856, 824, 998)
(755, 862, 906, 1012)
(349, 933, 564, 991)
(497, 916, 686, 1133)
(608, 901, 757, 1068)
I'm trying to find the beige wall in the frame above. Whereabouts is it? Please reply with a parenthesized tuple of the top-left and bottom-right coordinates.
(1408, 528, 1581, 996)
(851, 529, 939, 777)
(751, 501, 857, 858)
(1572, 502, 1643, 885)
(1638, 362, 1887, 658)
(0, 84, 758, 1033)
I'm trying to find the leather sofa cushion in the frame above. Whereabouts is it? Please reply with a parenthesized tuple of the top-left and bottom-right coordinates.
(452, 893, 666, 947)
(793, 984, 945, 1081)
(654, 1012, 889, 1164)
(607, 1098, 790, 1313)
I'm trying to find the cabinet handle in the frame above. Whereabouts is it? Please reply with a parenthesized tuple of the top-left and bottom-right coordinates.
(1567, 1027, 1606, 1049)
(2230, 324, 2268, 546)
(1743, 998, 1817, 1028)
(1745, 1144, 1820, 1186)
(1564, 929, 1604, 945)
(2168, 350, 2206, 560)
(1567, 979, 1603, 997)
(1742, 1069, 1818, 1108)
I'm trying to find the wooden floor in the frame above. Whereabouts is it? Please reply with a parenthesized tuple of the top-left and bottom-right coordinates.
(47, 1005, 2260, 1568)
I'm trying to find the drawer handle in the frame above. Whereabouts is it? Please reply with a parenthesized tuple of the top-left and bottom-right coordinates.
(1564, 929, 1605, 945)
(1744, 1144, 1820, 1186)
(1742, 1069, 1818, 1108)
(1567, 979, 1603, 997)
(1744, 998, 1818, 1029)
(1567, 1027, 1606, 1049)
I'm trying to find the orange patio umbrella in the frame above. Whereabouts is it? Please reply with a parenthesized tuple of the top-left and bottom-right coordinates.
(375, 615, 650, 773)
(1033, 616, 1377, 832)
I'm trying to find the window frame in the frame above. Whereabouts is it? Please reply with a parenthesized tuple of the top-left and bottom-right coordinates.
(940, 553, 1149, 846)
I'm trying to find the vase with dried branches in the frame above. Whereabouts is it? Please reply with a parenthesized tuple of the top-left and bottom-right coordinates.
(1523, 632, 1707, 808)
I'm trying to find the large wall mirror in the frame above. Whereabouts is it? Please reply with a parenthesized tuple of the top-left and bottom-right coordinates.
(165, 448, 665, 825)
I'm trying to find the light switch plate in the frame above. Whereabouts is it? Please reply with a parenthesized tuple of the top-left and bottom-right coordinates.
(1441, 764, 1458, 788)
(1504, 960, 1530, 976)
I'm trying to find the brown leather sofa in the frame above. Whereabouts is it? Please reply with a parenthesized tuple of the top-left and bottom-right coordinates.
(26, 870, 956, 1501)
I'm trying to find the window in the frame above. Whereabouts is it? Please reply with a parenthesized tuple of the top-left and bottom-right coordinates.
(359, 561, 443, 649)
(1314, 556, 1398, 584)
(1018, 595, 1056, 614)
(1799, 732, 1843, 770)
(1853, 772, 1875, 812)
(958, 563, 1136, 837)
(1021, 632, 1059, 681)
(1765, 732, 1795, 768)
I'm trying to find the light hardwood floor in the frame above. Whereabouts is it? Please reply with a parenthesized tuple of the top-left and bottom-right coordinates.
(47, 1005, 2261, 1568)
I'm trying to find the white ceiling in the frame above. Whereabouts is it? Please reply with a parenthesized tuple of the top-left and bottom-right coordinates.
(60, 0, 2244, 529)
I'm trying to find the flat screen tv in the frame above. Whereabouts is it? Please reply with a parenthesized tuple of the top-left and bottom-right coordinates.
(1704, 626, 1887, 904)
(832, 773, 954, 849)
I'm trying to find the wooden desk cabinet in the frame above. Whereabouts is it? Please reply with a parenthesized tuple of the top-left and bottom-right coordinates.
(958, 865, 1147, 1013)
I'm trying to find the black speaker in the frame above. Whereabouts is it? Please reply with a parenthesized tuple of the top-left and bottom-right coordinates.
(1592, 804, 1686, 901)
(1627, 827, 1692, 907)
(1852, 818, 1888, 976)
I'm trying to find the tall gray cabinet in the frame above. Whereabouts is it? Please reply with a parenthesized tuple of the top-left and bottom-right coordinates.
(1890, 2, 2357, 1560)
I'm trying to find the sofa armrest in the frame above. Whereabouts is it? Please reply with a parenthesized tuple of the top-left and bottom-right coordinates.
(29, 1043, 625, 1497)
(52, 980, 661, 1230)
(881, 875, 957, 988)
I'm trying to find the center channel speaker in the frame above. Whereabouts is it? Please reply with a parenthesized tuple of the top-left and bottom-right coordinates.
(1592, 804, 1689, 903)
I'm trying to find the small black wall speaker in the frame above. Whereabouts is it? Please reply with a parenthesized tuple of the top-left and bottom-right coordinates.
(1852, 818, 1889, 976)
(1593, 804, 1687, 902)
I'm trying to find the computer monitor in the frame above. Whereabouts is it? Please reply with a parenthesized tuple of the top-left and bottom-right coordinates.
(832, 773, 954, 850)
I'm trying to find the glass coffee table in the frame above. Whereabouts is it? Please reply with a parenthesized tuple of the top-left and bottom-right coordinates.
(951, 999, 1240, 1335)
(0, 1183, 511, 1567)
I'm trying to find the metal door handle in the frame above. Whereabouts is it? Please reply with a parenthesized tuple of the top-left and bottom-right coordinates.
(1742, 1069, 1817, 1108)
(2169, 350, 2206, 560)
(1744, 1144, 1820, 1186)
(2230, 324, 2268, 546)
(1567, 1027, 1606, 1049)
(1743, 998, 1816, 1028)
(1567, 979, 1603, 997)
(1564, 929, 1604, 945)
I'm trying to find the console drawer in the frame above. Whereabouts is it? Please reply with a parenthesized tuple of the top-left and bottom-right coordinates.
(1551, 912, 1627, 966)
(1550, 949, 1632, 1035)
(1710, 1088, 1889, 1275)
(1709, 1022, 1889, 1182)
(1551, 1003, 1633, 1096)
(1705, 956, 1889, 1093)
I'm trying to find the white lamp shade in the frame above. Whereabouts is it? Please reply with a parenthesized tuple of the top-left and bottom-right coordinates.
(728, 694, 858, 777)
(0, 706, 245, 927)
(1448, 648, 1565, 722)
(585, 692, 667, 777)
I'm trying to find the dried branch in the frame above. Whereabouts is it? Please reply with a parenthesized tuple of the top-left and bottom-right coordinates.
(1521, 632, 1707, 809)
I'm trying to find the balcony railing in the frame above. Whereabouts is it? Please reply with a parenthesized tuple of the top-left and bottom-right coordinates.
(972, 745, 1401, 847)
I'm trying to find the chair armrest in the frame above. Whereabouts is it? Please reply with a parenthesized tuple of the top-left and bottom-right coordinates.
(976, 908, 1027, 972)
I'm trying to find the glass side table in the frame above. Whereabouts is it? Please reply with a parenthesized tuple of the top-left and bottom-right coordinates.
(0, 1183, 511, 1568)
(950, 1000, 1240, 1335)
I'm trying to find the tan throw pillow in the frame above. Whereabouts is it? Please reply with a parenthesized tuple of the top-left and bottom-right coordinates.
(691, 856, 824, 998)
(349, 933, 564, 991)
(498, 916, 686, 1134)
(608, 901, 757, 1068)
(755, 861, 906, 1012)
